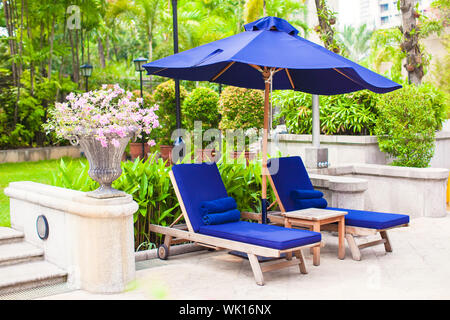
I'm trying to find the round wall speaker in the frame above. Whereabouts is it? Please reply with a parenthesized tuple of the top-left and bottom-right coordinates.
(36, 215, 49, 240)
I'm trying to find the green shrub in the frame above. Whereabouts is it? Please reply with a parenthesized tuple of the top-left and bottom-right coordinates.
(374, 84, 441, 168)
(152, 80, 188, 145)
(182, 86, 220, 130)
(219, 86, 264, 131)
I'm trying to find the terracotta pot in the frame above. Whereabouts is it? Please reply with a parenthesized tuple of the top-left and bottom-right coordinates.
(160, 145, 174, 165)
(195, 148, 217, 163)
(130, 142, 149, 160)
(229, 150, 256, 165)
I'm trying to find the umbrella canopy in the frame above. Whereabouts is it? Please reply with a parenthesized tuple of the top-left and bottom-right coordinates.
(143, 16, 401, 95)
(143, 16, 401, 223)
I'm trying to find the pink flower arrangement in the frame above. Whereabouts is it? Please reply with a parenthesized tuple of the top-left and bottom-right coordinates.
(44, 84, 159, 148)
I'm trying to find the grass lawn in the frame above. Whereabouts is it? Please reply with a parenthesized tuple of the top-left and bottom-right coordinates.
(0, 157, 86, 227)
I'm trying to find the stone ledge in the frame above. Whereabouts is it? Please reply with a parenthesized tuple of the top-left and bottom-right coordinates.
(350, 163, 449, 180)
(309, 173, 368, 192)
(4, 181, 138, 219)
(271, 134, 379, 145)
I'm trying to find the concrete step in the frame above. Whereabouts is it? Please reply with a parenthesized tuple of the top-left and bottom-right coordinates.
(0, 242, 44, 267)
(0, 227, 24, 245)
(0, 260, 67, 295)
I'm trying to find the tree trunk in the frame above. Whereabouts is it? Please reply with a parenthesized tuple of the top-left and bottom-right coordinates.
(98, 37, 106, 68)
(3, 0, 18, 87)
(314, 0, 335, 50)
(24, 0, 33, 95)
(48, 17, 56, 80)
(400, 0, 423, 85)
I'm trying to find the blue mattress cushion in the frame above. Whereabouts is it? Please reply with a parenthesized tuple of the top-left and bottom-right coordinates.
(327, 207, 410, 230)
(172, 163, 229, 232)
(267, 157, 315, 212)
(199, 221, 321, 250)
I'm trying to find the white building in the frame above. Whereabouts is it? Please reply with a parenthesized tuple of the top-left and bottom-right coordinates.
(333, 0, 434, 30)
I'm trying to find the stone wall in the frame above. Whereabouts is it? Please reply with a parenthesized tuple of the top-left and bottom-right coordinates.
(0, 146, 81, 163)
(4, 181, 138, 293)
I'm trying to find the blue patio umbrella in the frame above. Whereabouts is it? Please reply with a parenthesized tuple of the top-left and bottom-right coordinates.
(143, 16, 401, 223)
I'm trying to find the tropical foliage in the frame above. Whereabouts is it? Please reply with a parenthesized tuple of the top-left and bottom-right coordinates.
(273, 90, 379, 136)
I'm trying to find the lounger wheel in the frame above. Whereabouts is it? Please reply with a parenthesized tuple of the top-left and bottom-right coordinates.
(157, 244, 169, 260)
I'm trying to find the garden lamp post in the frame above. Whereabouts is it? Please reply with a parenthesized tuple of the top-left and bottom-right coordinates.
(133, 57, 148, 97)
(133, 57, 148, 159)
(80, 63, 93, 92)
(172, 0, 185, 161)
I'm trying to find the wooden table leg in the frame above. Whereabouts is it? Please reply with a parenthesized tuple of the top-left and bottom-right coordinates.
(312, 222, 321, 266)
(285, 219, 293, 260)
(338, 216, 345, 260)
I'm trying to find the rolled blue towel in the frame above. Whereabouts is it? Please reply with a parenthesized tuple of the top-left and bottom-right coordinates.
(291, 189, 324, 200)
(202, 209, 241, 225)
(200, 196, 237, 216)
(294, 197, 328, 210)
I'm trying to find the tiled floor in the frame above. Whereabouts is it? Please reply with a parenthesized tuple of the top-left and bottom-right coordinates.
(41, 214, 450, 300)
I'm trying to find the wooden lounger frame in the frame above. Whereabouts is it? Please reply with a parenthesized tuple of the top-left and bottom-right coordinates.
(240, 175, 409, 261)
(148, 170, 321, 286)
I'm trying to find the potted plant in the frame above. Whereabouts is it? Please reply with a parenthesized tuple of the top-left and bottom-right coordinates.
(152, 80, 188, 163)
(218, 86, 264, 164)
(182, 86, 220, 163)
(44, 84, 159, 198)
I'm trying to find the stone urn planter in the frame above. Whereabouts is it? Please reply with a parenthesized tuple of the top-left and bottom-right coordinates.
(71, 130, 136, 199)
(43, 85, 160, 199)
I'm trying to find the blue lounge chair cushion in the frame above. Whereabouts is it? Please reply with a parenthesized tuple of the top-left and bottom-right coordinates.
(268, 156, 410, 230)
(200, 196, 237, 216)
(327, 207, 410, 230)
(199, 221, 321, 250)
(203, 209, 241, 225)
(294, 197, 328, 210)
(172, 163, 229, 232)
(291, 189, 324, 200)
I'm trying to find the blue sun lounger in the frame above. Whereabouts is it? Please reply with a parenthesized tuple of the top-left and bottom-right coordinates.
(267, 156, 409, 261)
(154, 162, 321, 285)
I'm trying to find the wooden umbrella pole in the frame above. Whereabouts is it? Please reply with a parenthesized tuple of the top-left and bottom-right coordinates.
(261, 68, 272, 224)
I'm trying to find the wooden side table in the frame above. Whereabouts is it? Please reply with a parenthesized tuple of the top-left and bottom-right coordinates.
(282, 208, 347, 266)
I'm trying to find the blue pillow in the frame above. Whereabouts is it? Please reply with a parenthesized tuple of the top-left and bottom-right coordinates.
(291, 189, 324, 200)
(202, 209, 241, 225)
(294, 198, 328, 210)
(200, 196, 237, 216)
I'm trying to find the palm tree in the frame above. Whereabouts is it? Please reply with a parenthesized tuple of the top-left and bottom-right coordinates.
(108, 0, 163, 62)
(337, 24, 373, 62)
